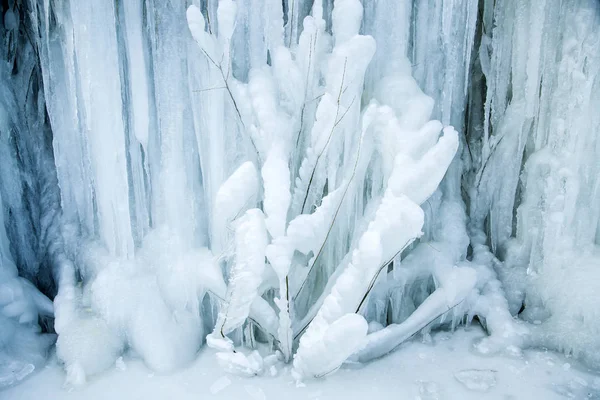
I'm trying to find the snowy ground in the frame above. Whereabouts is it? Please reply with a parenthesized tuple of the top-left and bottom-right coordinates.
(4, 326, 599, 400)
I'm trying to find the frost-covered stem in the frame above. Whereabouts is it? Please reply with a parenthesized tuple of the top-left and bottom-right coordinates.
(355, 241, 414, 313)
(295, 33, 317, 148)
(275, 275, 293, 361)
(207, 289, 281, 346)
(293, 116, 364, 301)
(203, 52, 262, 164)
(299, 58, 349, 214)
(354, 286, 466, 363)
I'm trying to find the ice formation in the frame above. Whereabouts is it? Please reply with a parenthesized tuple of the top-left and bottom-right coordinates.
(0, 0, 599, 388)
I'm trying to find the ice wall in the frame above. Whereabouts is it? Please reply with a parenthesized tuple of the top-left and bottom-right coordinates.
(0, 5, 56, 387)
(0, 0, 598, 386)
(470, 0, 600, 366)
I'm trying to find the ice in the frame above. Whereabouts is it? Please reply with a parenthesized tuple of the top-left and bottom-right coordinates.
(1, 0, 600, 388)
(453, 369, 497, 392)
(6, 325, 600, 400)
(293, 313, 369, 379)
(212, 162, 259, 256)
(469, 0, 600, 367)
(216, 350, 263, 377)
(210, 375, 232, 394)
(115, 357, 126, 372)
(331, 0, 363, 44)
(57, 316, 124, 386)
(0, 191, 54, 388)
(354, 267, 476, 363)
(262, 145, 291, 239)
(244, 384, 267, 400)
(122, 0, 150, 150)
(68, 0, 135, 258)
(213, 209, 268, 336)
(293, 193, 425, 378)
(417, 381, 442, 400)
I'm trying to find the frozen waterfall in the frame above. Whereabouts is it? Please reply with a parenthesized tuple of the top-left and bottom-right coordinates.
(0, 0, 599, 388)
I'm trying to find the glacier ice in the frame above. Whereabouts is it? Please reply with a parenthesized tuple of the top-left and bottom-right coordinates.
(0, 0, 599, 387)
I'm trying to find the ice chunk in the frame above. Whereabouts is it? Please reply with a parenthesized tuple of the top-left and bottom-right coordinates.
(115, 357, 126, 371)
(454, 369, 497, 392)
(57, 316, 124, 385)
(214, 209, 268, 336)
(216, 350, 263, 377)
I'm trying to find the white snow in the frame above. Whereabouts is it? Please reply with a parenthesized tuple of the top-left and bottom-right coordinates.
(4, 327, 600, 400)
(212, 162, 260, 257)
(454, 369, 497, 392)
(210, 375, 232, 394)
(1, 0, 600, 393)
(213, 209, 268, 336)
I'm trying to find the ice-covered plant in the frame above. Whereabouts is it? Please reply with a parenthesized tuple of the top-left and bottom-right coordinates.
(184, 0, 514, 380)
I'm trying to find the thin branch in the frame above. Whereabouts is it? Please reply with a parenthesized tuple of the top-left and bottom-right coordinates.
(299, 95, 355, 215)
(309, 94, 325, 103)
(206, 289, 281, 346)
(193, 86, 227, 93)
(206, 13, 213, 35)
(337, 59, 348, 103)
(293, 204, 418, 341)
(355, 239, 415, 313)
(200, 48, 220, 70)
(475, 134, 505, 188)
(299, 58, 350, 214)
(295, 34, 315, 148)
(332, 96, 355, 131)
(200, 45, 262, 164)
(293, 106, 364, 303)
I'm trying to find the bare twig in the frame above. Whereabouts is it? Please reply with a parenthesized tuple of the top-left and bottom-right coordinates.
(299, 58, 349, 214)
(193, 86, 227, 93)
(293, 237, 415, 341)
(207, 289, 281, 346)
(293, 104, 364, 303)
(355, 239, 415, 313)
(295, 34, 316, 148)
(475, 134, 505, 188)
(198, 46, 262, 164)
